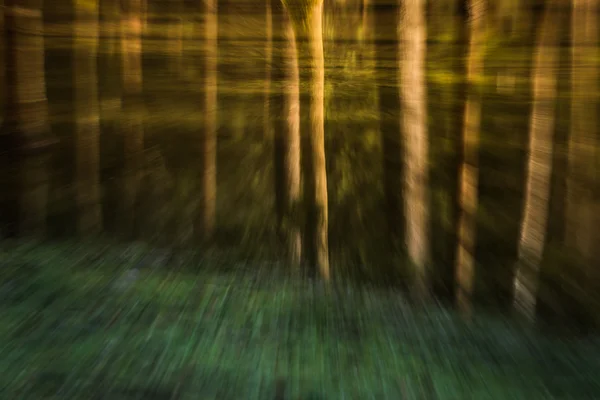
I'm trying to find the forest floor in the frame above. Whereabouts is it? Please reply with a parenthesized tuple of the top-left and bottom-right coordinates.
(1, 240, 600, 399)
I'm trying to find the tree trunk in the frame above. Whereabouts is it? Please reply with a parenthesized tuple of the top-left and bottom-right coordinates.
(199, 0, 218, 242)
(513, 0, 560, 321)
(285, 0, 329, 279)
(120, 0, 145, 237)
(399, 0, 430, 299)
(273, 0, 302, 268)
(303, 2, 329, 280)
(455, 0, 486, 317)
(361, 0, 369, 39)
(565, 0, 599, 263)
(1, 0, 56, 237)
(74, 0, 103, 235)
(264, 0, 272, 139)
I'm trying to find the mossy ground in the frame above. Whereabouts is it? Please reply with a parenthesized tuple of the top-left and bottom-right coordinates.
(2, 240, 600, 399)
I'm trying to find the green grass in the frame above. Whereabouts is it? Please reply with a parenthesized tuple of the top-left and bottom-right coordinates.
(2, 240, 600, 399)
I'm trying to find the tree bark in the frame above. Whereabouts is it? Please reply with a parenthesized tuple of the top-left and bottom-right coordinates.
(303, 2, 329, 280)
(455, 0, 486, 317)
(285, 0, 329, 279)
(74, 0, 103, 235)
(513, 0, 560, 321)
(399, 0, 430, 299)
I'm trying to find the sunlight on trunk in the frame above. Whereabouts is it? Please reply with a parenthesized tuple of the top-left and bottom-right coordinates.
(513, 0, 560, 321)
(307, 2, 329, 280)
(399, 0, 430, 299)
(264, 0, 273, 139)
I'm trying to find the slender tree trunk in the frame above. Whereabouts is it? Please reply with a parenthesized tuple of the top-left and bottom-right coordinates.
(285, 0, 329, 279)
(74, 0, 103, 235)
(399, 0, 430, 298)
(120, 0, 145, 237)
(565, 0, 599, 262)
(455, 0, 486, 317)
(361, 0, 369, 39)
(513, 0, 560, 321)
(264, 0, 272, 139)
(273, 1, 302, 268)
(198, 0, 218, 242)
(303, 2, 329, 280)
(2, 0, 56, 237)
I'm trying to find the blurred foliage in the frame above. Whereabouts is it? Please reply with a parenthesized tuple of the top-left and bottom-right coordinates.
(2, 241, 600, 398)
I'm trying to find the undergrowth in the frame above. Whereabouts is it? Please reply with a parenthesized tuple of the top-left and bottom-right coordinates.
(1, 240, 600, 399)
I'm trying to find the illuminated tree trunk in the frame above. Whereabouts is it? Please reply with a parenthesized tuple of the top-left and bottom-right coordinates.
(273, 0, 302, 268)
(398, 0, 430, 298)
(455, 0, 485, 316)
(301, 2, 329, 280)
(565, 0, 599, 263)
(361, 0, 369, 39)
(74, 0, 103, 235)
(2, 0, 56, 236)
(198, 0, 218, 241)
(264, 0, 272, 139)
(513, 0, 560, 320)
(120, 0, 145, 237)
